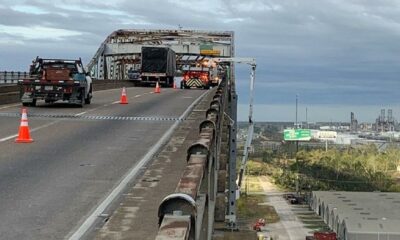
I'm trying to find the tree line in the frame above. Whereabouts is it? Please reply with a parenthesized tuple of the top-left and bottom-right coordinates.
(247, 144, 400, 192)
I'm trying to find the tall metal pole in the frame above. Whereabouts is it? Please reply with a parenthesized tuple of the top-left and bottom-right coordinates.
(238, 65, 256, 188)
(295, 94, 299, 195)
(306, 107, 308, 129)
(227, 66, 238, 230)
(295, 94, 298, 129)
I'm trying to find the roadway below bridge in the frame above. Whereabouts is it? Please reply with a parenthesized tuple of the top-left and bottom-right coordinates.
(0, 87, 206, 239)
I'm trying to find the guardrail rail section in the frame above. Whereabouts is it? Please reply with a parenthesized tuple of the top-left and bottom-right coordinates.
(0, 71, 29, 84)
(156, 81, 228, 240)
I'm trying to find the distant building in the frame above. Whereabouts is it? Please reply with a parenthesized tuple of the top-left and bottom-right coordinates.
(374, 109, 396, 132)
(350, 112, 358, 133)
(310, 191, 400, 240)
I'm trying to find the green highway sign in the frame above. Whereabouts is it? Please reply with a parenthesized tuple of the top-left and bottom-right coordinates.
(284, 129, 311, 141)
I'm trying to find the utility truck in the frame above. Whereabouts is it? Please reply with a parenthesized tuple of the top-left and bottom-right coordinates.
(18, 57, 92, 107)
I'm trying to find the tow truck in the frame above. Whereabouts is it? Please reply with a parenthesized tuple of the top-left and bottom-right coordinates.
(18, 57, 92, 107)
(180, 66, 211, 89)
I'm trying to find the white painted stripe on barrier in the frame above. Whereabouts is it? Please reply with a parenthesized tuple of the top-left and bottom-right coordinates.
(66, 89, 210, 240)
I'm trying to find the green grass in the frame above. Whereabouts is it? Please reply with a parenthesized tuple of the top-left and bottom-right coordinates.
(237, 194, 280, 224)
(241, 176, 263, 193)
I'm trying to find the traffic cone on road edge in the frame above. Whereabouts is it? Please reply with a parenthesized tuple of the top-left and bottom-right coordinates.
(15, 108, 33, 143)
(173, 81, 177, 89)
(154, 82, 161, 93)
(120, 87, 128, 104)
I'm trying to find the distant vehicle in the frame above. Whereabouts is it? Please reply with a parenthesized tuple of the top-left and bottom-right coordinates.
(140, 47, 176, 87)
(127, 69, 140, 80)
(180, 66, 211, 89)
(252, 218, 266, 231)
(18, 57, 92, 107)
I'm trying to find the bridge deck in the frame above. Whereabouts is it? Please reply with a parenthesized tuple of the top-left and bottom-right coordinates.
(93, 89, 214, 240)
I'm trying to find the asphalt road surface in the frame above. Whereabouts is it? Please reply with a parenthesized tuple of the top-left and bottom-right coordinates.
(0, 87, 205, 239)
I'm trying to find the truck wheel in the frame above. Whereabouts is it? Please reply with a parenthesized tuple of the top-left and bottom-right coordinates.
(84, 85, 92, 104)
(78, 90, 85, 107)
(22, 102, 29, 107)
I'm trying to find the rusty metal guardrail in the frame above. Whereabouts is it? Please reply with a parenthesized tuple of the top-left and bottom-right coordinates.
(156, 82, 228, 240)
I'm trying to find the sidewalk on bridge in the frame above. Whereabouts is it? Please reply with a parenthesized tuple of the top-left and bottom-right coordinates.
(93, 91, 215, 240)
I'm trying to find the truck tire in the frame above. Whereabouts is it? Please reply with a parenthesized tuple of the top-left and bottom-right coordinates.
(84, 85, 92, 104)
(78, 89, 85, 108)
(84, 97, 91, 105)
(22, 102, 30, 107)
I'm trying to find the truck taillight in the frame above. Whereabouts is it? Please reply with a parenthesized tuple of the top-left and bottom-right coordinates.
(24, 86, 32, 92)
(64, 87, 72, 93)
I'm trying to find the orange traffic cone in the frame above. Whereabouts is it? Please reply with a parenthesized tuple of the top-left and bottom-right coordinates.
(173, 81, 177, 89)
(120, 87, 128, 104)
(154, 82, 161, 93)
(15, 108, 33, 143)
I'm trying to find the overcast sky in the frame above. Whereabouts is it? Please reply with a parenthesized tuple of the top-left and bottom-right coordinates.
(1, 0, 400, 122)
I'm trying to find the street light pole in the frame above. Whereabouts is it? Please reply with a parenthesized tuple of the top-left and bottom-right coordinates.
(295, 94, 299, 195)
(295, 94, 298, 129)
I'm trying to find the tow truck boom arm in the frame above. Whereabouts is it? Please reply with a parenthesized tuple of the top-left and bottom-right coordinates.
(210, 57, 256, 189)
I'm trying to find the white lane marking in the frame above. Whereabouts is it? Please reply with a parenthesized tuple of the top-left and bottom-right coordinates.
(0, 103, 20, 110)
(0, 121, 60, 142)
(75, 111, 87, 117)
(134, 95, 141, 98)
(111, 101, 120, 104)
(67, 90, 210, 240)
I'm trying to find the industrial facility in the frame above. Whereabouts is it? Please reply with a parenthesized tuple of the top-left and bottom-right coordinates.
(374, 109, 396, 132)
(310, 191, 400, 240)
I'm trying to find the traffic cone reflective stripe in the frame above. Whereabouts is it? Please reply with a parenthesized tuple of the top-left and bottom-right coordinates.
(120, 87, 128, 104)
(15, 108, 33, 143)
(154, 82, 161, 93)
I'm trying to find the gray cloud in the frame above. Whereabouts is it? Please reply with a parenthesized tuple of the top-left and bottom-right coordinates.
(1, 0, 400, 121)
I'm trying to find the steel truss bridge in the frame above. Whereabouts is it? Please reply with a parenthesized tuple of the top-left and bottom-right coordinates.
(0, 29, 256, 240)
